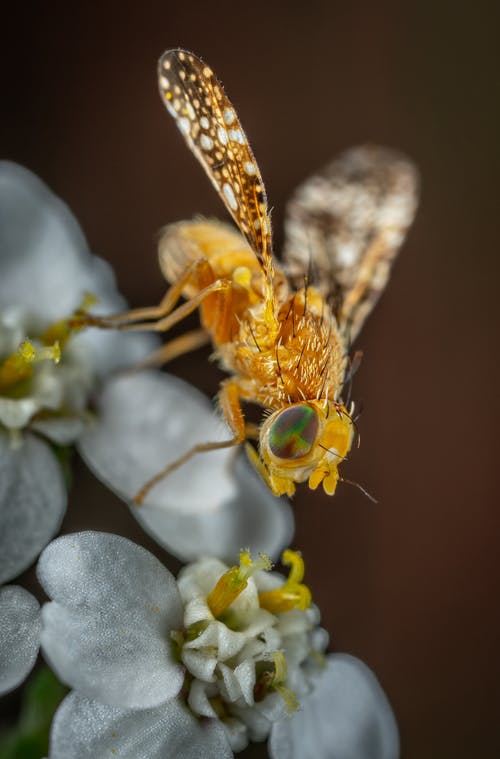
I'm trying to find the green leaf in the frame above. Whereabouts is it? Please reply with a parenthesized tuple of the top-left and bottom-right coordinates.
(0, 667, 67, 759)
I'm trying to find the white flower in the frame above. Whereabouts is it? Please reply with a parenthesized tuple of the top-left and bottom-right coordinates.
(78, 370, 295, 562)
(38, 532, 399, 758)
(0, 585, 41, 696)
(0, 161, 153, 582)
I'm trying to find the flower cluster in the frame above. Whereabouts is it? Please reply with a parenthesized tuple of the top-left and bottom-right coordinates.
(38, 533, 398, 759)
(0, 162, 401, 759)
(0, 161, 153, 583)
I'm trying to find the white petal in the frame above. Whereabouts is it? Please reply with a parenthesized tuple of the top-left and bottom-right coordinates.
(0, 162, 120, 320)
(232, 701, 272, 743)
(0, 586, 40, 695)
(218, 662, 242, 703)
(73, 329, 158, 379)
(49, 692, 233, 759)
(132, 454, 294, 563)
(184, 621, 245, 661)
(30, 416, 87, 445)
(234, 658, 256, 705)
(220, 717, 248, 753)
(79, 371, 235, 512)
(269, 654, 400, 759)
(0, 432, 66, 584)
(0, 396, 39, 429)
(79, 371, 295, 562)
(0, 162, 155, 377)
(187, 679, 218, 718)
(181, 649, 218, 682)
(38, 532, 184, 709)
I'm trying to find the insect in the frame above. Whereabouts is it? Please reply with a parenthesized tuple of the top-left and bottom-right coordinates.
(87, 48, 419, 504)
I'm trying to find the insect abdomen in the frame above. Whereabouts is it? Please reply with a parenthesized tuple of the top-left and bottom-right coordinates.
(158, 219, 262, 295)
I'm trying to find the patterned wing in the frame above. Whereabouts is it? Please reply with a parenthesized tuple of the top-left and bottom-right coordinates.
(282, 145, 419, 341)
(158, 49, 273, 273)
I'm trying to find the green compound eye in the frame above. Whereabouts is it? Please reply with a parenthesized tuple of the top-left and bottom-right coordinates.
(269, 405, 319, 460)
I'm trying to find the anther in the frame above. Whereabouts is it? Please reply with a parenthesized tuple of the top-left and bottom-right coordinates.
(206, 550, 272, 619)
(0, 339, 60, 391)
(258, 549, 312, 613)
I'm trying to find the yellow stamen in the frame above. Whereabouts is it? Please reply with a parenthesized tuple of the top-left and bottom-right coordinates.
(0, 340, 60, 391)
(272, 651, 287, 682)
(254, 653, 298, 713)
(258, 549, 312, 613)
(274, 682, 299, 713)
(42, 292, 99, 347)
(206, 550, 272, 619)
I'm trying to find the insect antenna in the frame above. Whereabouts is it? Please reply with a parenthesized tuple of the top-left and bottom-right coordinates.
(340, 477, 378, 503)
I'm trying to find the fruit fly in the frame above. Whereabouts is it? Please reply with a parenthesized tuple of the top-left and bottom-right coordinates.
(88, 48, 419, 504)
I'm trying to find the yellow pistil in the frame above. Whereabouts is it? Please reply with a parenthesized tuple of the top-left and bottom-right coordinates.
(42, 292, 98, 347)
(0, 339, 60, 392)
(272, 652, 298, 713)
(206, 550, 272, 619)
(258, 549, 312, 613)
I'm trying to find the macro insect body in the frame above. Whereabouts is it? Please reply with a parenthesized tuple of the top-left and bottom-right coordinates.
(90, 48, 419, 504)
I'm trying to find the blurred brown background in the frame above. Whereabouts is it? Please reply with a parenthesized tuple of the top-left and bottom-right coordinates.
(1, 1, 499, 757)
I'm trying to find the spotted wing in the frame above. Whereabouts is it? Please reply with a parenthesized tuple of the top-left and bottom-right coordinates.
(158, 49, 273, 273)
(282, 146, 419, 341)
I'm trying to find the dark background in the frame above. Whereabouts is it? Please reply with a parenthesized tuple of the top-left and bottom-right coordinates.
(2, 1, 499, 757)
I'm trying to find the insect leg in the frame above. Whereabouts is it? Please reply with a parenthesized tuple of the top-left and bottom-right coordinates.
(132, 328, 210, 370)
(81, 258, 214, 328)
(133, 379, 246, 505)
(109, 277, 232, 333)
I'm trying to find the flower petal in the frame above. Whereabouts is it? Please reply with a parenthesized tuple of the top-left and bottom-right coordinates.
(38, 532, 184, 709)
(0, 586, 40, 695)
(0, 162, 118, 320)
(30, 416, 87, 445)
(134, 454, 295, 563)
(79, 371, 294, 561)
(0, 431, 66, 584)
(79, 371, 237, 512)
(74, 328, 159, 379)
(49, 692, 233, 759)
(268, 654, 400, 759)
(0, 161, 155, 374)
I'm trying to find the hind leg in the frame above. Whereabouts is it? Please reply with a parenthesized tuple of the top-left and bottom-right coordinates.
(133, 379, 246, 505)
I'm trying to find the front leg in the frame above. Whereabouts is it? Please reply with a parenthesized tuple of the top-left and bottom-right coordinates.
(75, 257, 217, 329)
(133, 379, 246, 505)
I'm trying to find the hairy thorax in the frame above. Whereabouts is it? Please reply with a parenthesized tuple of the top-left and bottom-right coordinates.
(218, 285, 348, 411)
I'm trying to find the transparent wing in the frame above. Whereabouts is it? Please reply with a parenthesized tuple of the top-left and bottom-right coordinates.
(158, 49, 273, 273)
(282, 145, 419, 341)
